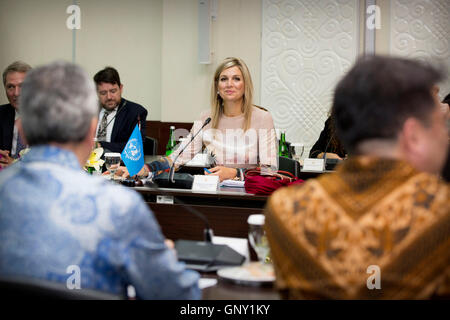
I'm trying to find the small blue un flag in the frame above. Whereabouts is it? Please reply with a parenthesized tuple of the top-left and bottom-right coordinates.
(121, 124, 145, 177)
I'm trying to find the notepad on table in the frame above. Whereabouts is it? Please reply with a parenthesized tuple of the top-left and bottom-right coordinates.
(220, 179, 245, 188)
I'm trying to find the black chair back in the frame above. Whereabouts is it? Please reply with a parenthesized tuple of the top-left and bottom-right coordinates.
(144, 136, 158, 155)
(278, 156, 301, 178)
(0, 275, 123, 300)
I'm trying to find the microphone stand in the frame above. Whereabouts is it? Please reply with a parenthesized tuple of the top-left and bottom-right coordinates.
(169, 117, 211, 183)
(322, 133, 334, 171)
(142, 181, 214, 242)
(136, 183, 244, 269)
(132, 116, 246, 269)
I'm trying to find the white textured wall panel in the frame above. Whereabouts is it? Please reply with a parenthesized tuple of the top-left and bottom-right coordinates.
(261, 0, 360, 157)
(390, 0, 450, 99)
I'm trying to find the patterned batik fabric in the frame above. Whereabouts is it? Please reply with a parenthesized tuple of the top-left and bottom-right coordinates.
(265, 157, 450, 299)
(0, 145, 200, 299)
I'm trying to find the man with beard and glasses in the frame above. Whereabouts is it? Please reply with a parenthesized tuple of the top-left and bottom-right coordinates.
(93, 67, 147, 153)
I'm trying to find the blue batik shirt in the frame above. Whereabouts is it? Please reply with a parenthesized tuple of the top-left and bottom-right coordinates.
(0, 145, 200, 299)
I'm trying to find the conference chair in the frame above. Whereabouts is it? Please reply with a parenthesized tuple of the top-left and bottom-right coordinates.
(278, 156, 301, 178)
(144, 136, 158, 156)
(0, 275, 123, 300)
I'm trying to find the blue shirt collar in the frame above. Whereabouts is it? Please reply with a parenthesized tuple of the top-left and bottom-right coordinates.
(21, 145, 82, 171)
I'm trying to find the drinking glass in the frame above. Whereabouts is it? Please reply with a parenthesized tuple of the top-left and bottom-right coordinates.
(247, 214, 270, 263)
(104, 153, 121, 181)
(291, 143, 304, 163)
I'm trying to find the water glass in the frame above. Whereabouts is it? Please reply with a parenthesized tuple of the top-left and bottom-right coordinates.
(247, 214, 270, 263)
(291, 143, 305, 163)
(105, 153, 121, 180)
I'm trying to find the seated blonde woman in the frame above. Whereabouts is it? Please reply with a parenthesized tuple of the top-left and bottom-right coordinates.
(117, 57, 278, 182)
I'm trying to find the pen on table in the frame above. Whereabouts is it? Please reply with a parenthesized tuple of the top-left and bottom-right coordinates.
(204, 168, 212, 174)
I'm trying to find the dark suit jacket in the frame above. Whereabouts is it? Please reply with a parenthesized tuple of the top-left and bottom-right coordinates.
(0, 103, 15, 152)
(100, 98, 148, 153)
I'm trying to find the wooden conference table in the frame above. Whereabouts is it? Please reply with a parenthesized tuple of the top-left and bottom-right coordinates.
(134, 185, 280, 299)
(133, 167, 329, 241)
(135, 185, 267, 240)
(132, 168, 329, 300)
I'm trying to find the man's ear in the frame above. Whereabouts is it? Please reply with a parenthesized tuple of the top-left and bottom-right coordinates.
(16, 118, 28, 145)
(431, 84, 440, 97)
(400, 117, 425, 156)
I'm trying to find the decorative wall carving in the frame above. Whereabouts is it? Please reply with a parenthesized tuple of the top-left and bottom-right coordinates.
(262, 0, 449, 159)
(390, 0, 450, 99)
(261, 0, 360, 157)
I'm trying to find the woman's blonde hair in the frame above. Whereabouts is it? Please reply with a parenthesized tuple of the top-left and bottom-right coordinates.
(210, 57, 254, 131)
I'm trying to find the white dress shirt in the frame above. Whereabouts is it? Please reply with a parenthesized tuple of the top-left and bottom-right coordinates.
(11, 110, 19, 157)
(96, 107, 118, 142)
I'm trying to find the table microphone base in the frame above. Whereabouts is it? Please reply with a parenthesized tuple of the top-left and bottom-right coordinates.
(152, 172, 194, 189)
(175, 239, 246, 272)
(325, 158, 342, 171)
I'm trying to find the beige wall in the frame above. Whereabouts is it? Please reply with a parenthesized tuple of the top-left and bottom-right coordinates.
(161, 0, 262, 122)
(375, 0, 391, 55)
(0, 0, 73, 76)
(0, 0, 163, 120)
(1, 0, 447, 122)
(161, 0, 210, 123)
(0, 0, 262, 123)
(76, 0, 163, 120)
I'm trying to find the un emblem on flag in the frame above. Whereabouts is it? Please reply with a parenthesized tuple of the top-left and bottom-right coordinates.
(123, 138, 142, 161)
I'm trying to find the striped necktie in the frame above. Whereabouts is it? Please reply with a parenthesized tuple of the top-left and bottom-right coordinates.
(97, 110, 111, 141)
(15, 132, 27, 159)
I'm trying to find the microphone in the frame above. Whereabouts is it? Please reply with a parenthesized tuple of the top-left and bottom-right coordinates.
(322, 131, 334, 170)
(141, 180, 215, 242)
(322, 125, 343, 171)
(169, 117, 211, 183)
(131, 180, 245, 271)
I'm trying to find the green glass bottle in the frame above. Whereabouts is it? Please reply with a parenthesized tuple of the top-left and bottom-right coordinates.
(166, 126, 176, 156)
(279, 130, 289, 157)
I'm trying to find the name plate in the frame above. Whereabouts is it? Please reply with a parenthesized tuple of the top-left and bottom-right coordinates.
(156, 195, 174, 204)
(302, 158, 325, 171)
(192, 175, 219, 192)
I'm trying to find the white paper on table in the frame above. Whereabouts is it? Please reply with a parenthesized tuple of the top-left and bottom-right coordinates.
(192, 175, 219, 191)
(302, 158, 325, 171)
(198, 278, 218, 289)
(185, 153, 213, 167)
(212, 236, 249, 262)
(220, 179, 245, 188)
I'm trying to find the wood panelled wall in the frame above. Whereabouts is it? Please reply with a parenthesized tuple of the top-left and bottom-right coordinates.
(146, 121, 193, 155)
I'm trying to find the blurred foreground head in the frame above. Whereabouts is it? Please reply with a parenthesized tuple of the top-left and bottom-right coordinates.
(19, 61, 99, 163)
(332, 55, 448, 175)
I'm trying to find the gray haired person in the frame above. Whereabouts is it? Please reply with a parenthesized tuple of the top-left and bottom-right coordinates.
(0, 61, 200, 299)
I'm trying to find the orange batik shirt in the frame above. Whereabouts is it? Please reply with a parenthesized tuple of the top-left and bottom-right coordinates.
(265, 157, 450, 299)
